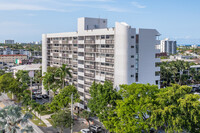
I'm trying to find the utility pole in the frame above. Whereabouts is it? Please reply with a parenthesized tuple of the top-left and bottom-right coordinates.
(71, 93, 73, 133)
(30, 78, 32, 100)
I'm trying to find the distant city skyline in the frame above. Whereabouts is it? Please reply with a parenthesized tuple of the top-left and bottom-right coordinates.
(0, 0, 200, 44)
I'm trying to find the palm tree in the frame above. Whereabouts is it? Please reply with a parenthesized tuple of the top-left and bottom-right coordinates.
(21, 90, 31, 112)
(0, 105, 33, 133)
(29, 100, 38, 120)
(56, 64, 72, 89)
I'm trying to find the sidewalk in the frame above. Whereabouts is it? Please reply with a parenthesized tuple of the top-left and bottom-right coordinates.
(34, 112, 52, 127)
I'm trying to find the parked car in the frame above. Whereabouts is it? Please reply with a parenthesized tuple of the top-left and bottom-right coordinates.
(36, 95, 42, 99)
(90, 125, 102, 133)
(42, 94, 49, 99)
(32, 95, 36, 100)
(80, 129, 93, 133)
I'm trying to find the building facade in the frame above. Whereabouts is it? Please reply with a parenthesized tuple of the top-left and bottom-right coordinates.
(0, 55, 27, 64)
(160, 38, 177, 55)
(42, 17, 161, 110)
(4, 40, 14, 44)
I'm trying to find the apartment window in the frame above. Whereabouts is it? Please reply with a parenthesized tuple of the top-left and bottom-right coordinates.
(131, 46, 134, 48)
(131, 75, 134, 77)
(131, 36, 134, 39)
(131, 55, 134, 58)
(101, 35, 105, 39)
(135, 73, 138, 82)
(155, 80, 159, 85)
(131, 65, 134, 68)
(155, 71, 160, 76)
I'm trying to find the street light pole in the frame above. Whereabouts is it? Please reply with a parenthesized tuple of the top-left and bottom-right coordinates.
(30, 78, 32, 100)
(71, 93, 73, 133)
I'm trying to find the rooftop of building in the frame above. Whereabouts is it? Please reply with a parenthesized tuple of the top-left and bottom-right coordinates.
(0, 54, 27, 56)
(11, 64, 41, 71)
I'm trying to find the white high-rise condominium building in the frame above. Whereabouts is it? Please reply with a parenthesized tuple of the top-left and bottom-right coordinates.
(42, 17, 161, 110)
(160, 38, 177, 55)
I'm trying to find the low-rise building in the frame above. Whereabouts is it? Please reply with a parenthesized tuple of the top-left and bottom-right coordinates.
(0, 55, 27, 64)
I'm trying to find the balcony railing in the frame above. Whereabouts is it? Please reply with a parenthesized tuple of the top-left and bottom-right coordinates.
(96, 49, 114, 54)
(85, 40, 95, 44)
(85, 57, 95, 61)
(105, 40, 114, 44)
(105, 58, 114, 63)
(85, 73, 95, 78)
(85, 48, 95, 52)
(85, 65, 95, 69)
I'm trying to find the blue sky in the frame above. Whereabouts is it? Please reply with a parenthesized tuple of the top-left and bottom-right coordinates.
(0, 0, 200, 44)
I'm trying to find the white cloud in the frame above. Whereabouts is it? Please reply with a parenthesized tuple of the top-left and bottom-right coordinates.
(131, 1, 146, 8)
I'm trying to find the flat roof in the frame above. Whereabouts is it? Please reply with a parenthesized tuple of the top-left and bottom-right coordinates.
(11, 64, 41, 71)
(191, 65, 200, 68)
(0, 54, 27, 56)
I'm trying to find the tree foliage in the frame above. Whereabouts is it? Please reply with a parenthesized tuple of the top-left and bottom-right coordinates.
(0, 73, 19, 95)
(160, 60, 196, 87)
(101, 83, 200, 133)
(51, 109, 72, 133)
(49, 85, 80, 112)
(88, 81, 121, 130)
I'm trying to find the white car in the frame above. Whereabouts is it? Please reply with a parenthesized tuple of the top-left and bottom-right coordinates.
(80, 129, 93, 133)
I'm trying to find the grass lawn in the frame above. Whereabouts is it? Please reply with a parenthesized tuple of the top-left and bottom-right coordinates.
(40, 110, 54, 116)
(47, 118, 54, 126)
(21, 108, 47, 127)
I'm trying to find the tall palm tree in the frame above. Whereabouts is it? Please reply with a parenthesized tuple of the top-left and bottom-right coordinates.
(56, 64, 72, 89)
(0, 105, 33, 133)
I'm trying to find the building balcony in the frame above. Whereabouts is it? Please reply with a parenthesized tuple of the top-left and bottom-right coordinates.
(105, 77, 114, 82)
(78, 56, 84, 60)
(78, 64, 84, 68)
(105, 58, 114, 63)
(73, 40, 78, 44)
(78, 48, 84, 52)
(95, 39, 105, 44)
(78, 71, 84, 77)
(78, 79, 84, 85)
(80, 96, 84, 101)
(78, 40, 84, 44)
(105, 40, 114, 44)
(85, 73, 95, 78)
(85, 65, 95, 69)
(85, 40, 95, 44)
(85, 48, 95, 53)
(85, 57, 95, 61)
(84, 81, 93, 86)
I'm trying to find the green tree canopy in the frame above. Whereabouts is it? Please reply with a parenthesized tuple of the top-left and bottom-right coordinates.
(104, 83, 200, 133)
(15, 70, 30, 85)
(51, 109, 72, 133)
(49, 85, 80, 112)
(0, 73, 19, 95)
(88, 81, 121, 130)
